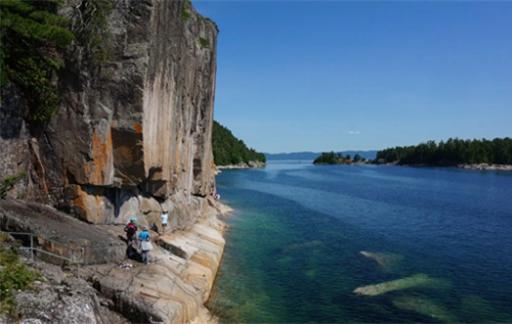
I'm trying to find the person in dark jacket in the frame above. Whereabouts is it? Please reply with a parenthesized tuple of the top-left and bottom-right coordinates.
(124, 217, 138, 259)
(124, 217, 138, 242)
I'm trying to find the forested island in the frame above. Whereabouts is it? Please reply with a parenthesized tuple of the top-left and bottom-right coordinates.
(313, 152, 367, 165)
(375, 138, 512, 169)
(313, 138, 512, 170)
(213, 121, 266, 167)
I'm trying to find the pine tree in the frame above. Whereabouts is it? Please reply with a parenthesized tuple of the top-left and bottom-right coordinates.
(1, 0, 73, 121)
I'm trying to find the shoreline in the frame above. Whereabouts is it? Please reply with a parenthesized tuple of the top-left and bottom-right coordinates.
(456, 163, 512, 171)
(196, 199, 233, 323)
(0, 197, 233, 324)
(216, 161, 266, 171)
(371, 162, 512, 172)
(313, 161, 370, 166)
(89, 197, 233, 324)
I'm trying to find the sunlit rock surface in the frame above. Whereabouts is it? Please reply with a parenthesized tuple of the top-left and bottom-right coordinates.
(83, 210, 226, 323)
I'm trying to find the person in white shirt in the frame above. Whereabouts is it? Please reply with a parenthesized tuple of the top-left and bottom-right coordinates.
(161, 211, 169, 232)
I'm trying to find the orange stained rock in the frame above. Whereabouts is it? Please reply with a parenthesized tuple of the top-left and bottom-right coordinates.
(88, 127, 113, 185)
(71, 185, 104, 224)
(133, 122, 143, 134)
(72, 186, 87, 216)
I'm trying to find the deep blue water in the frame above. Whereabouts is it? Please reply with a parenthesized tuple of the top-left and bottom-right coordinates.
(207, 161, 512, 323)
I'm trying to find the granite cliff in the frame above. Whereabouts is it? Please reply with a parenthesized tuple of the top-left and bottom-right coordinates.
(1, 0, 225, 322)
(1, 0, 217, 229)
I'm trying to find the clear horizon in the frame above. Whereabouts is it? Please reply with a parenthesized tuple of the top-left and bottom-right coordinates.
(195, 1, 512, 154)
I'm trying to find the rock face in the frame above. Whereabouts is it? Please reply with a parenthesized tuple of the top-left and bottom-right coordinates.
(0, 199, 126, 265)
(1, 2, 224, 322)
(0, 0, 218, 229)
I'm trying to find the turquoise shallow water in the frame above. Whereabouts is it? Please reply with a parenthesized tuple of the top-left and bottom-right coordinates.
(207, 161, 512, 323)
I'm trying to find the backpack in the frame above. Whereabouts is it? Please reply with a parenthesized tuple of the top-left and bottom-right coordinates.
(126, 223, 137, 236)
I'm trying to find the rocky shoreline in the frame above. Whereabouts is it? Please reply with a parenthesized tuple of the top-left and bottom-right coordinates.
(457, 163, 512, 171)
(0, 198, 232, 323)
(372, 162, 512, 172)
(0, 0, 230, 322)
(216, 161, 266, 171)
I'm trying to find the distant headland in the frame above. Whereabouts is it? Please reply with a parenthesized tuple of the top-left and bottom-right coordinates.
(313, 138, 512, 171)
(213, 121, 266, 169)
(374, 138, 512, 170)
(313, 152, 370, 165)
(267, 151, 377, 161)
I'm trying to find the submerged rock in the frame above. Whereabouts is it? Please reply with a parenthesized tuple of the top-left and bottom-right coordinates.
(282, 240, 323, 253)
(353, 274, 449, 296)
(458, 295, 512, 322)
(360, 251, 403, 271)
(392, 296, 457, 323)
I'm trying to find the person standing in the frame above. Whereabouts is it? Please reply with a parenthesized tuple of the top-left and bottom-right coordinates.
(138, 227, 152, 265)
(124, 217, 138, 259)
(161, 211, 169, 233)
(124, 217, 138, 242)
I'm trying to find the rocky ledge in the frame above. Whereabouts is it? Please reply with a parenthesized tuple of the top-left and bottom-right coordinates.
(84, 206, 226, 324)
(0, 198, 230, 324)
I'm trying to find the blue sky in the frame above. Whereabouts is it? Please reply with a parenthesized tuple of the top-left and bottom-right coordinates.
(194, 1, 512, 153)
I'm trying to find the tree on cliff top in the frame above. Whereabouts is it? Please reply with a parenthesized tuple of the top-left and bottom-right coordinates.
(0, 0, 73, 122)
(212, 120, 266, 166)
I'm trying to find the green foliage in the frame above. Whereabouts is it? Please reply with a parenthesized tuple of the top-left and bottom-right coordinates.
(212, 121, 266, 166)
(313, 152, 368, 165)
(199, 37, 209, 49)
(182, 0, 191, 21)
(313, 152, 352, 164)
(376, 137, 512, 165)
(314, 152, 342, 164)
(0, 246, 40, 314)
(0, 172, 26, 199)
(1, 0, 74, 122)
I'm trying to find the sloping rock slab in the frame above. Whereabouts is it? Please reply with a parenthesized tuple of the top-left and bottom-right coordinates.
(83, 213, 226, 323)
(0, 199, 125, 265)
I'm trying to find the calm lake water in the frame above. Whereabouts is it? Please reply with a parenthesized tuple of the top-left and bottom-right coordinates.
(207, 161, 512, 323)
